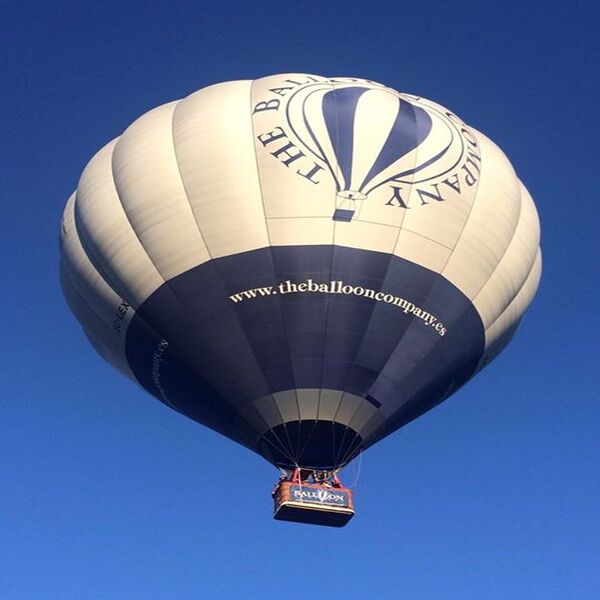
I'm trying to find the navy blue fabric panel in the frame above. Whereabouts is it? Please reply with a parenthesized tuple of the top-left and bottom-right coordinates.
(322, 87, 366, 188)
(271, 244, 334, 391)
(125, 245, 485, 468)
(271, 244, 334, 277)
(281, 296, 328, 331)
(125, 311, 259, 451)
(167, 258, 222, 300)
(330, 242, 390, 281)
(321, 243, 407, 399)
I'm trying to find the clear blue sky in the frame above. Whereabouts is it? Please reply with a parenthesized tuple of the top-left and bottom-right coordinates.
(2, 1, 598, 598)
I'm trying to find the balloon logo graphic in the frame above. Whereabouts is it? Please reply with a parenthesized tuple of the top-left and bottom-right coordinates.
(286, 85, 456, 220)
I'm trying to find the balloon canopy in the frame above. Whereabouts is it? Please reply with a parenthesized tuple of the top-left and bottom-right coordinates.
(60, 74, 541, 471)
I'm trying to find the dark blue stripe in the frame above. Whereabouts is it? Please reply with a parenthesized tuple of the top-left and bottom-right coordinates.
(322, 87, 366, 189)
(125, 245, 485, 468)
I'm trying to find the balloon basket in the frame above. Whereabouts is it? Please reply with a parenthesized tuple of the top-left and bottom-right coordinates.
(272, 470, 354, 527)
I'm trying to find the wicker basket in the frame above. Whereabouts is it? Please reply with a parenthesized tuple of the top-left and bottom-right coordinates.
(273, 481, 355, 527)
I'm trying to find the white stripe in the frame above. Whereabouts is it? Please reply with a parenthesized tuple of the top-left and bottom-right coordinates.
(473, 181, 540, 328)
(350, 89, 400, 191)
(74, 140, 164, 306)
(173, 80, 269, 259)
(112, 101, 211, 281)
(61, 193, 136, 379)
(442, 129, 521, 298)
(483, 249, 542, 354)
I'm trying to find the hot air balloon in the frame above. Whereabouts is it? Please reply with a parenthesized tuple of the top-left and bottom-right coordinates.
(60, 74, 541, 527)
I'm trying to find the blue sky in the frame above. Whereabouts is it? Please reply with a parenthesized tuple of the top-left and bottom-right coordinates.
(2, 1, 598, 598)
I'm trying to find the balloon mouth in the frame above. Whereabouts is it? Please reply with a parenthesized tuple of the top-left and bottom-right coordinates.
(332, 190, 367, 222)
(258, 421, 364, 470)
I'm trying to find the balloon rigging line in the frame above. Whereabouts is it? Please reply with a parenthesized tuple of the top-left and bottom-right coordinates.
(347, 450, 363, 489)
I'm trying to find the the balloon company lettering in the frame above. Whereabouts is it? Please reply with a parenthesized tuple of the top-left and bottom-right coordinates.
(252, 76, 481, 219)
(229, 278, 447, 336)
(289, 485, 349, 507)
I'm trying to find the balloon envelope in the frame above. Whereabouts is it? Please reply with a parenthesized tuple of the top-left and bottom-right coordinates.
(60, 74, 541, 470)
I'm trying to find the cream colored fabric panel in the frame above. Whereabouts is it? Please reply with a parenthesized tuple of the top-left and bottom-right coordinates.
(357, 182, 410, 229)
(389, 117, 478, 249)
(61, 194, 135, 379)
(60, 266, 134, 380)
(61, 193, 135, 327)
(75, 140, 164, 306)
(267, 217, 334, 246)
(398, 184, 472, 251)
(442, 130, 521, 299)
(334, 219, 399, 254)
(316, 389, 344, 421)
(172, 80, 268, 258)
(59, 262, 105, 346)
(111, 101, 211, 280)
(252, 74, 337, 219)
(484, 248, 542, 351)
(346, 399, 381, 435)
(250, 389, 379, 429)
(350, 91, 402, 190)
(273, 390, 302, 424)
(394, 229, 452, 273)
(473, 182, 541, 327)
(296, 389, 320, 421)
(334, 393, 363, 425)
